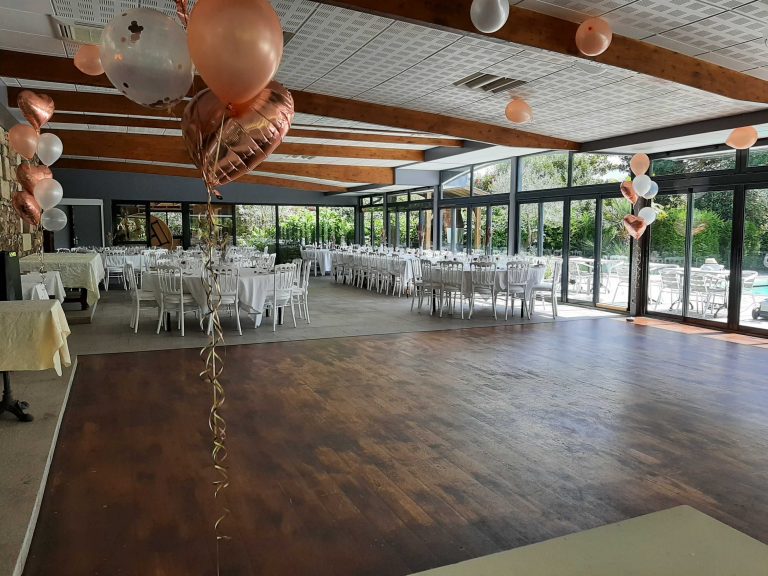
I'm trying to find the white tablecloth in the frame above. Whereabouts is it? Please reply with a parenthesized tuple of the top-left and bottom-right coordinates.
(0, 300, 71, 376)
(20, 253, 105, 306)
(302, 248, 332, 274)
(145, 269, 276, 327)
(425, 263, 546, 300)
(21, 271, 66, 302)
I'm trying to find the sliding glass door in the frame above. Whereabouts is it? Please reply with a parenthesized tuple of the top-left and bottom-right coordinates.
(567, 198, 596, 303)
(740, 188, 768, 333)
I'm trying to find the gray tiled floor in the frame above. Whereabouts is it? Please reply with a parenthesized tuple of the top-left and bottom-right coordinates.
(68, 275, 619, 356)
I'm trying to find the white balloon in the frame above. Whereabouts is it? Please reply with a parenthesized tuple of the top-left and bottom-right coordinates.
(644, 180, 659, 199)
(470, 0, 510, 33)
(41, 207, 68, 232)
(34, 178, 63, 210)
(638, 206, 657, 225)
(36, 133, 63, 166)
(100, 8, 193, 109)
(633, 174, 652, 197)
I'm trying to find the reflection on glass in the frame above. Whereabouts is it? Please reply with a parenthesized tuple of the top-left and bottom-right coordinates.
(441, 208, 466, 252)
(490, 205, 508, 255)
(686, 190, 732, 323)
(542, 201, 563, 257)
(518, 203, 539, 255)
(741, 189, 768, 331)
(567, 199, 596, 303)
(520, 151, 568, 191)
(371, 207, 383, 246)
(113, 203, 146, 243)
(149, 202, 182, 249)
(410, 209, 433, 249)
(442, 168, 471, 198)
(473, 161, 511, 195)
(278, 206, 317, 261)
(598, 197, 631, 308)
(318, 206, 354, 245)
(470, 206, 488, 254)
(572, 153, 630, 186)
(398, 211, 407, 247)
(648, 194, 687, 316)
(190, 203, 234, 247)
(652, 150, 735, 176)
(236, 205, 276, 251)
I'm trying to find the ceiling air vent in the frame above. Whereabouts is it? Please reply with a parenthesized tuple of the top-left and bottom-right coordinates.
(453, 72, 526, 94)
(50, 16, 103, 44)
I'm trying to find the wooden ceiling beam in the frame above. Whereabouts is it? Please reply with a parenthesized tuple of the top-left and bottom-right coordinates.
(4, 55, 577, 149)
(313, 0, 768, 105)
(55, 158, 349, 193)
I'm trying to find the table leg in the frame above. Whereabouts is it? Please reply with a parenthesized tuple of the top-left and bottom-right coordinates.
(0, 371, 33, 422)
(79, 288, 89, 310)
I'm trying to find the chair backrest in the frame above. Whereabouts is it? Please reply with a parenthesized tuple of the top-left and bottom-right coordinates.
(551, 259, 563, 285)
(439, 260, 463, 287)
(742, 271, 758, 289)
(410, 258, 423, 281)
(105, 253, 126, 268)
(471, 261, 496, 288)
(300, 259, 312, 289)
(292, 258, 303, 269)
(660, 269, 681, 289)
(273, 264, 296, 300)
(156, 264, 184, 296)
(210, 265, 239, 297)
(506, 260, 529, 285)
(124, 262, 138, 294)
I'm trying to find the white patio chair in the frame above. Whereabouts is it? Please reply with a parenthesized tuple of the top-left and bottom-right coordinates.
(263, 263, 296, 332)
(502, 260, 530, 320)
(125, 262, 158, 333)
(206, 265, 241, 335)
(439, 261, 465, 318)
(292, 259, 312, 324)
(468, 261, 498, 320)
(529, 259, 562, 318)
(412, 258, 435, 314)
(103, 252, 127, 291)
(155, 264, 199, 336)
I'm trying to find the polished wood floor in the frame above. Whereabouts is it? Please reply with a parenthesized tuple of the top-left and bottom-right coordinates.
(24, 319, 768, 575)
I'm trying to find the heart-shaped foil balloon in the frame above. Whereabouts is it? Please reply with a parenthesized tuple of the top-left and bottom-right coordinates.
(17, 90, 55, 132)
(620, 180, 638, 205)
(181, 82, 294, 188)
(16, 163, 52, 193)
(623, 214, 647, 240)
(12, 190, 42, 226)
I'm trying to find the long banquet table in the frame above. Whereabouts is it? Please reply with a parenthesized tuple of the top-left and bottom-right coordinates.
(20, 252, 105, 307)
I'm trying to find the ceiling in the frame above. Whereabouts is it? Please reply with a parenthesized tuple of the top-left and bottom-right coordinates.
(1, 0, 768, 194)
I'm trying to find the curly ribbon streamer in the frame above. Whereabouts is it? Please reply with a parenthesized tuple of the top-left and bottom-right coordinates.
(175, 0, 189, 29)
(198, 113, 230, 575)
(37, 230, 46, 275)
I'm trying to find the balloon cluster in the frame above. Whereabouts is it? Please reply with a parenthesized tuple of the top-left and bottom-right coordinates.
(7, 90, 66, 232)
(621, 153, 658, 240)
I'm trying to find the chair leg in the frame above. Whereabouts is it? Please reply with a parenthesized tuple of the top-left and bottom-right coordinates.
(505, 292, 510, 320)
(289, 299, 297, 328)
(235, 301, 242, 336)
(304, 295, 311, 324)
(492, 290, 497, 321)
(156, 301, 164, 334)
(180, 302, 185, 337)
(273, 305, 277, 332)
(468, 294, 474, 319)
(134, 302, 140, 333)
(459, 293, 464, 320)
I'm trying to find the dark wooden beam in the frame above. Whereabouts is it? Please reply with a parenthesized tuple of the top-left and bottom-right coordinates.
(313, 0, 768, 105)
(55, 158, 348, 192)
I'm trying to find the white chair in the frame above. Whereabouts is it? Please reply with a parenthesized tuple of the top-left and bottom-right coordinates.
(743, 271, 758, 307)
(412, 258, 435, 314)
(529, 259, 562, 318)
(125, 262, 158, 333)
(439, 261, 465, 318)
(263, 263, 296, 332)
(155, 264, 199, 336)
(292, 259, 312, 324)
(657, 268, 683, 311)
(468, 261, 498, 320)
(503, 261, 530, 320)
(206, 266, 242, 335)
(103, 252, 127, 291)
(391, 257, 408, 297)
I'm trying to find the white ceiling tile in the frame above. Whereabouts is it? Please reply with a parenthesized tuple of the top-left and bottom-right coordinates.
(0, 30, 66, 56)
(0, 6, 56, 36)
(660, 10, 765, 51)
(605, 0, 724, 36)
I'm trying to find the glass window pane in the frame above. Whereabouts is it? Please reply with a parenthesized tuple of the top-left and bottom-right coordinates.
(149, 202, 182, 249)
(113, 203, 146, 244)
(652, 150, 735, 176)
(371, 195, 383, 205)
(741, 189, 768, 331)
(469, 206, 488, 254)
(572, 153, 630, 186)
(542, 201, 563, 257)
(747, 145, 768, 167)
(235, 205, 276, 251)
(371, 207, 383, 246)
(648, 194, 687, 316)
(518, 203, 539, 255)
(410, 209, 433, 250)
(567, 199, 596, 303)
(440, 207, 466, 252)
(598, 197, 632, 308)
(278, 206, 317, 261)
(318, 206, 354, 246)
(520, 151, 568, 191)
(410, 189, 433, 201)
(189, 204, 234, 247)
(472, 160, 511, 196)
(397, 211, 407, 247)
(490, 205, 508, 255)
(686, 189, 733, 323)
(442, 168, 471, 198)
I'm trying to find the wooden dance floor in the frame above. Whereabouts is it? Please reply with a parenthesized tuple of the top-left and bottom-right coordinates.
(23, 319, 768, 575)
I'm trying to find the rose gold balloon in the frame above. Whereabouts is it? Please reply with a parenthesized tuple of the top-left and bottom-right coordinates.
(12, 191, 42, 226)
(175, 0, 189, 28)
(74, 44, 104, 76)
(187, 0, 284, 105)
(505, 98, 533, 124)
(629, 153, 650, 176)
(181, 82, 294, 188)
(16, 90, 55, 132)
(16, 163, 52, 193)
(623, 214, 647, 240)
(620, 180, 638, 205)
(726, 126, 758, 150)
(575, 17, 612, 57)
(8, 124, 39, 159)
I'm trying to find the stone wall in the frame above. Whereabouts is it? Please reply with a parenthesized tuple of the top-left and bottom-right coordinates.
(0, 127, 39, 255)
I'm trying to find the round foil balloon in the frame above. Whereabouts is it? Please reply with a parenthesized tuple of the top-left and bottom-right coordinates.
(16, 164, 52, 193)
(630, 153, 650, 176)
(41, 207, 68, 232)
(100, 8, 193, 109)
(638, 206, 657, 225)
(645, 180, 659, 199)
(575, 17, 613, 57)
(187, 0, 283, 105)
(36, 133, 63, 166)
(505, 98, 532, 124)
(12, 191, 41, 226)
(726, 126, 758, 150)
(470, 0, 510, 34)
(34, 178, 63, 210)
(8, 124, 38, 159)
(74, 44, 104, 76)
(633, 174, 652, 197)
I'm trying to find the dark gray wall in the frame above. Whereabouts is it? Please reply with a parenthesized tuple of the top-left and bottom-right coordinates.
(55, 168, 357, 238)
